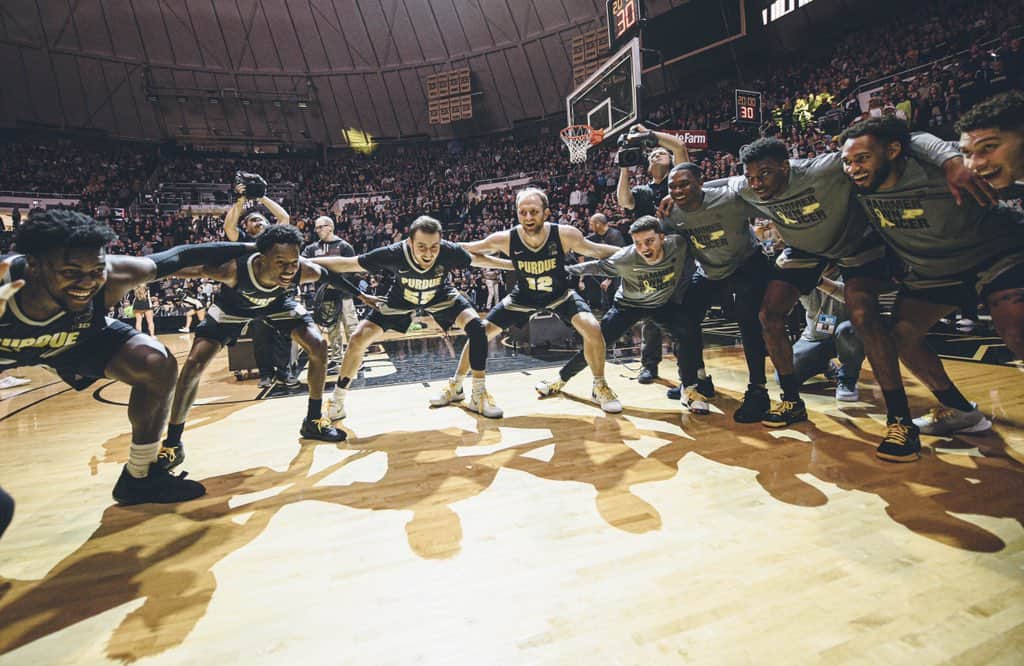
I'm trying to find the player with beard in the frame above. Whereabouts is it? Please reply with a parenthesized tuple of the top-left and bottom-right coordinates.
(315, 216, 513, 420)
(0, 210, 253, 506)
(957, 90, 1024, 214)
(435, 188, 624, 413)
(839, 117, 1024, 460)
(617, 125, 690, 385)
(554, 216, 700, 415)
(727, 132, 994, 447)
(659, 162, 772, 422)
(163, 225, 374, 464)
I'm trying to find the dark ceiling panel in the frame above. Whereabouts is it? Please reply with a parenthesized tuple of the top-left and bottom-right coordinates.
(289, 1, 330, 70)
(402, 1, 446, 62)
(2, 0, 603, 141)
(428, 0, 470, 57)
(261, 2, 307, 71)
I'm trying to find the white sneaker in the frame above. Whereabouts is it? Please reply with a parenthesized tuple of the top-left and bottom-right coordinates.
(835, 380, 859, 402)
(178, 327, 190, 333)
(681, 386, 711, 415)
(913, 403, 991, 435)
(0, 376, 31, 389)
(535, 377, 565, 397)
(466, 390, 503, 418)
(956, 317, 976, 332)
(430, 379, 464, 407)
(592, 381, 622, 413)
(328, 395, 347, 420)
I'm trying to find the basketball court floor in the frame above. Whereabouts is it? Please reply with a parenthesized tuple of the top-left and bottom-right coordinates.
(0, 327, 1022, 664)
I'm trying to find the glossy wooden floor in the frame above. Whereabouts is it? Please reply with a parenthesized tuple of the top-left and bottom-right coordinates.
(1, 334, 1023, 665)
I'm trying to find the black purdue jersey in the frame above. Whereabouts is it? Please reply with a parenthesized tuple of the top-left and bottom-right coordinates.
(509, 224, 571, 307)
(211, 253, 301, 318)
(0, 255, 108, 368)
(358, 240, 472, 312)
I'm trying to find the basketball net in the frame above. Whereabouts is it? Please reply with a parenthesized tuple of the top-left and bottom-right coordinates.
(560, 125, 604, 164)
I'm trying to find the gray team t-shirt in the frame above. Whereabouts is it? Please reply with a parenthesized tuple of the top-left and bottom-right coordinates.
(568, 235, 691, 308)
(663, 187, 760, 280)
(853, 156, 1024, 279)
(729, 134, 960, 260)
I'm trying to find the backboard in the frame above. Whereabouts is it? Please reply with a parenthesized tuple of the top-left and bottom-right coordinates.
(566, 37, 640, 143)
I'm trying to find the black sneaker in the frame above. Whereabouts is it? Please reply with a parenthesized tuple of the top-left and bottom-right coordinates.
(637, 367, 658, 384)
(112, 463, 206, 505)
(300, 417, 347, 442)
(761, 397, 808, 427)
(876, 421, 922, 462)
(258, 375, 273, 389)
(667, 376, 714, 400)
(156, 442, 185, 471)
(734, 385, 770, 423)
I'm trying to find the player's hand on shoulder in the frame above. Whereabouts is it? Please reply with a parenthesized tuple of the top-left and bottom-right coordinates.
(0, 257, 26, 317)
(657, 195, 674, 219)
(943, 157, 998, 207)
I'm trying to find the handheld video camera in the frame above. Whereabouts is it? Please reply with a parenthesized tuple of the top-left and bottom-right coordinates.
(234, 171, 268, 200)
(615, 131, 659, 168)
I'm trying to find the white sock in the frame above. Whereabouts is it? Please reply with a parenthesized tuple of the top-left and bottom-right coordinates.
(593, 375, 605, 386)
(333, 387, 347, 402)
(697, 369, 708, 380)
(471, 376, 485, 395)
(127, 442, 160, 479)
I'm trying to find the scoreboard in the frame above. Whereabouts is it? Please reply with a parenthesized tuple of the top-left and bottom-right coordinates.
(735, 90, 763, 125)
(607, 0, 643, 50)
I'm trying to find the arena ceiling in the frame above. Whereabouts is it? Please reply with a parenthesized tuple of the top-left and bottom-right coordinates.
(0, 0, 690, 146)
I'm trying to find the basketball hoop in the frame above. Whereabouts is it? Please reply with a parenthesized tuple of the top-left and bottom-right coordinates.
(561, 125, 604, 164)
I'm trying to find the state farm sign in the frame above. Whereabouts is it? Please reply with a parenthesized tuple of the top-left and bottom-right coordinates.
(663, 130, 708, 150)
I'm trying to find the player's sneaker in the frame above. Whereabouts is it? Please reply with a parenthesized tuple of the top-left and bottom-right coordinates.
(681, 386, 711, 415)
(876, 421, 921, 462)
(592, 381, 622, 413)
(637, 367, 657, 384)
(328, 396, 347, 420)
(835, 379, 859, 402)
(912, 403, 991, 435)
(733, 385, 770, 423)
(466, 390, 503, 418)
(156, 442, 185, 471)
(177, 326, 190, 333)
(300, 416, 346, 442)
(535, 377, 566, 397)
(761, 398, 808, 427)
(258, 374, 273, 389)
(276, 369, 300, 387)
(430, 379, 465, 406)
(667, 375, 715, 400)
(112, 463, 206, 505)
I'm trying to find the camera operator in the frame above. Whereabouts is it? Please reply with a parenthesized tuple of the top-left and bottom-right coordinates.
(616, 124, 690, 384)
(223, 171, 296, 388)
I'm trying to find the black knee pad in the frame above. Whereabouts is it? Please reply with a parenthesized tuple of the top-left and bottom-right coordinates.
(0, 485, 14, 539)
(464, 317, 488, 372)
